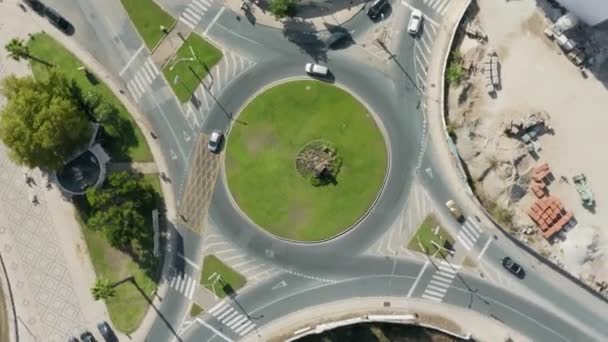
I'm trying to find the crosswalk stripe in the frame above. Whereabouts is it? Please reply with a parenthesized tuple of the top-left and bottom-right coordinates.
(185, 7, 202, 20)
(424, 288, 445, 297)
(142, 64, 156, 82)
(221, 311, 239, 324)
(132, 74, 146, 95)
(191, 1, 208, 13)
(235, 321, 253, 334)
(430, 279, 450, 287)
(467, 218, 482, 234)
(460, 228, 477, 244)
(184, 277, 194, 297)
(179, 17, 196, 29)
(145, 60, 158, 78)
(433, 274, 455, 283)
(437, 270, 456, 279)
(181, 11, 198, 26)
(208, 302, 226, 315)
(139, 68, 153, 84)
(169, 274, 178, 287)
(212, 304, 229, 317)
(422, 294, 442, 302)
(437, 264, 456, 274)
(239, 323, 256, 336)
(188, 279, 196, 299)
(230, 316, 248, 329)
(182, 276, 191, 293)
(464, 222, 480, 238)
(225, 313, 242, 327)
(174, 276, 183, 292)
(427, 284, 448, 293)
(457, 234, 473, 250)
(197, 0, 211, 7)
(126, 81, 141, 99)
(147, 57, 160, 74)
(216, 307, 234, 320)
(437, 0, 449, 13)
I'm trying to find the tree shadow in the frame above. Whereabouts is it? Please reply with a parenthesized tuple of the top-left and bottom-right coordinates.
(282, 18, 327, 62)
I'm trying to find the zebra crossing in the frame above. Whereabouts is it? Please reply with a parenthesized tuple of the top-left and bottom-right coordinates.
(168, 271, 197, 300)
(413, 18, 437, 95)
(179, 0, 213, 29)
(456, 217, 483, 251)
(421, 261, 460, 302)
(126, 57, 160, 101)
(421, 0, 452, 16)
(208, 301, 257, 337)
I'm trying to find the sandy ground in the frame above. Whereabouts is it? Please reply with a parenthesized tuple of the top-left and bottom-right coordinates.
(447, 0, 608, 291)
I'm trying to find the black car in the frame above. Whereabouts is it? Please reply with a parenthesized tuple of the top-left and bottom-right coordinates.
(80, 331, 96, 342)
(23, 0, 46, 15)
(366, 0, 389, 21)
(502, 257, 525, 278)
(97, 321, 117, 342)
(44, 7, 75, 35)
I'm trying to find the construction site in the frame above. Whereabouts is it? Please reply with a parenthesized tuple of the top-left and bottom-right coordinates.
(446, 0, 608, 296)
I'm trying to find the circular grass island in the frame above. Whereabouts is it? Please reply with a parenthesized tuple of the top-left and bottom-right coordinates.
(225, 81, 388, 241)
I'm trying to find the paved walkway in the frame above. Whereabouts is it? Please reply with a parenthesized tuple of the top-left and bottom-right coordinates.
(107, 162, 159, 174)
(245, 297, 529, 342)
(225, 0, 366, 30)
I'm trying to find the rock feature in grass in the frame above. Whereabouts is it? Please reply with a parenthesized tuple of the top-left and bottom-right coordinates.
(296, 140, 342, 186)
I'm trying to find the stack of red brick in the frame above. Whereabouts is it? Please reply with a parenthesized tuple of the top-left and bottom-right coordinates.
(531, 163, 551, 198)
(527, 196, 573, 239)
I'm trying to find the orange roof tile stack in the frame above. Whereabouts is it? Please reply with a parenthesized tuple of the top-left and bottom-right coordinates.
(527, 195, 573, 239)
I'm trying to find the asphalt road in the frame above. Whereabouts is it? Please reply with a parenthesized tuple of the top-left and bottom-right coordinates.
(34, 0, 608, 341)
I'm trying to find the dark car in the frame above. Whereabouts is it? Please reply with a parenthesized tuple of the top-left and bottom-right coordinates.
(23, 0, 46, 15)
(366, 0, 389, 21)
(80, 331, 96, 342)
(67, 337, 78, 342)
(502, 257, 525, 278)
(44, 7, 75, 35)
(97, 321, 117, 341)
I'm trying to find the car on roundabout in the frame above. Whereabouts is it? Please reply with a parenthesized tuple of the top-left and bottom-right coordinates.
(502, 256, 525, 278)
(408, 9, 424, 35)
(366, 0, 389, 22)
(208, 130, 224, 153)
(305, 63, 329, 77)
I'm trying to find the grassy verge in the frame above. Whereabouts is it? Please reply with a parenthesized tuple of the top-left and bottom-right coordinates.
(162, 33, 223, 102)
(27, 33, 152, 162)
(77, 175, 162, 333)
(120, 0, 175, 50)
(0, 283, 8, 342)
(189, 303, 204, 317)
(225, 81, 388, 241)
(408, 215, 455, 257)
(200, 255, 246, 299)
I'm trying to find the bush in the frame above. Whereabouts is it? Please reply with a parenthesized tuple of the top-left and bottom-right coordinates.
(446, 51, 464, 85)
(269, 0, 296, 19)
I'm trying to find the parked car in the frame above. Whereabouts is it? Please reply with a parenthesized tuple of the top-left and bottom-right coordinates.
(80, 331, 96, 342)
(23, 0, 46, 15)
(502, 256, 525, 278)
(408, 9, 424, 35)
(305, 63, 329, 77)
(67, 337, 79, 342)
(208, 130, 224, 153)
(44, 7, 74, 35)
(97, 321, 117, 341)
(446, 200, 464, 222)
(366, 0, 389, 21)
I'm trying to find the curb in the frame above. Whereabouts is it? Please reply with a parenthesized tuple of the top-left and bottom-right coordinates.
(0, 252, 18, 342)
(220, 78, 392, 245)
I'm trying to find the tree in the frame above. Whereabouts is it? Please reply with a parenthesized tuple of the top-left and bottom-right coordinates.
(269, 0, 296, 19)
(4, 38, 29, 61)
(91, 278, 115, 301)
(0, 71, 91, 171)
(85, 172, 156, 249)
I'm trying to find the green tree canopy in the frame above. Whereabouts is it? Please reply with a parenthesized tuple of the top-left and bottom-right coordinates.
(91, 277, 115, 301)
(0, 71, 91, 170)
(269, 0, 296, 19)
(5, 37, 29, 61)
(85, 172, 156, 249)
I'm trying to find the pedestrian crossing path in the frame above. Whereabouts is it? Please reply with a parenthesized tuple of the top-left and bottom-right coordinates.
(168, 271, 197, 300)
(421, 261, 460, 302)
(208, 301, 257, 337)
(421, 0, 452, 16)
(456, 217, 483, 251)
(179, 0, 214, 29)
(126, 57, 160, 101)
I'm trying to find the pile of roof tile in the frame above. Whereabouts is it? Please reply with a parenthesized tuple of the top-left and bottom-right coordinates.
(531, 163, 551, 198)
(527, 196, 573, 239)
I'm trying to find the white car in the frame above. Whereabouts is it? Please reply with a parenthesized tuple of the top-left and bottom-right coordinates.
(305, 63, 329, 77)
(408, 9, 423, 35)
(208, 130, 223, 153)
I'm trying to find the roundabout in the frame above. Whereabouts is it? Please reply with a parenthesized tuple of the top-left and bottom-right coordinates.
(225, 80, 388, 241)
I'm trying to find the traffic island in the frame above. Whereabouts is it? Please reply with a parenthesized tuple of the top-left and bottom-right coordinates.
(408, 214, 455, 258)
(119, 0, 176, 49)
(200, 255, 246, 299)
(225, 80, 388, 241)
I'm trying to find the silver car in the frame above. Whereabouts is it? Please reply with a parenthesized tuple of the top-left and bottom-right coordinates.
(208, 130, 224, 153)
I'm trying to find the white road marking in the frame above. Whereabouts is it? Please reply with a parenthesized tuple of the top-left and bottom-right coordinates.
(271, 280, 287, 290)
(119, 44, 145, 76)
(457, 234, 473, 250)
(478, 237, 493, 260)
(415, 55, 427, 74)
(208, 302, 227, 315)
(221, 311, 239, 324)
(185, 7, 202, 20)
(205, 7, 226, 35)
(407, 260, 429, 297)
(401, 1, 440, 26)
(178, 252, 200, 270)
(216, 307, 234, 320)
(196, 318, 235, 342)
(180, 17, 196, 30)
(239, 323, 256, 336)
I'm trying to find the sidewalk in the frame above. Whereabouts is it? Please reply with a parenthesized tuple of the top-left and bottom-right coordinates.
(224, 0, 366, 31)
(244, 297, 529, 342)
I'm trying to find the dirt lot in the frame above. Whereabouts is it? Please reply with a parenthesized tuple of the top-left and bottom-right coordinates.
(447, 0, 608, 293)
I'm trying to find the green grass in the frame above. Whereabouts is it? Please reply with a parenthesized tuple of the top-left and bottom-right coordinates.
(27, 33, 152, 162)
(189, 303, 204, 317)
(162, 33, 223, 102)
(408, 215, 455, 257)
(77, 175, 162, 333)
(200, 255, 246, 299)
(225, 81, 388, 241)
(120, 0, 175, 50)
(142, 174, 161, 194)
